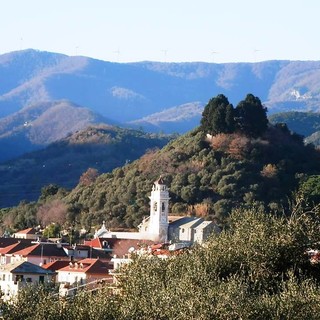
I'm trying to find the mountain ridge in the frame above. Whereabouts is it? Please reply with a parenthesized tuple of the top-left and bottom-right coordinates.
(0, 124, 171, 208)
(2, 49, 320, 162)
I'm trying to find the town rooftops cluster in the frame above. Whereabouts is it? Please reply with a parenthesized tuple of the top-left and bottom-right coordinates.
(0, 177, 220, 300)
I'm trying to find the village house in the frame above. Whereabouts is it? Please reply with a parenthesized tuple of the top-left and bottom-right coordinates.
(10, 242, 69, 265)
(62, 244, 112, 262)
(0, 241, 35, 265)
(0, 261, 55, 301)
(57, 258, 113, 296)
(13, 227, 39, 240)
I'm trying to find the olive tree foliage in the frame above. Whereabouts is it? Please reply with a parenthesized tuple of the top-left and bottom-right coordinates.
(116, 206, 320, 319)
(5, 206, 320, 319)
(0, 284, 119, 320)
(297, 175, 320, 208)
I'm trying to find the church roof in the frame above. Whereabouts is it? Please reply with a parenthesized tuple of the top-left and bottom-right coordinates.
(155, 176, 165, 185)
(169, 216, 202, 228)
(178, 218, 203, 229)
(194, 221, 213, 230)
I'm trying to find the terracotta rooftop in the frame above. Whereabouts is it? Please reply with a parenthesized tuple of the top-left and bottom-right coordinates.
(13, 243, 68, 258)
(15, 227, 37, 235)
(0, 242, 34, 255)
(84, 237, 102, 249)
(84, 238, 154, 257)
(42, 260, 71, 272)
(58, 258, 112, 274)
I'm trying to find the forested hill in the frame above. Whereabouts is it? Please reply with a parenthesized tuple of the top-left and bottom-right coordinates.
(2, 94, 320, 233)
(0, 125, 171, 208)
(63, 124, 319, 229)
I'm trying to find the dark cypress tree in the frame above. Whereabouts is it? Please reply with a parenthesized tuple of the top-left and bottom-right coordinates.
(235, 93, 268, 137)
(201, 94, 235, 135)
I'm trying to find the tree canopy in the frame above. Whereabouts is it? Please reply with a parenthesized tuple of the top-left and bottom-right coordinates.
(235, 94, 268, 137)
(200, 94, 235, 135)
(201, 93, 268, 138)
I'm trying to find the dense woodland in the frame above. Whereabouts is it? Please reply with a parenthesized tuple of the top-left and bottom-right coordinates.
(0, 125, 171, 208)
(1, 93, 320, 238)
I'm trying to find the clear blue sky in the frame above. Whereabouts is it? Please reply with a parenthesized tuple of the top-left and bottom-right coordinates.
(1, 0, 319, 63)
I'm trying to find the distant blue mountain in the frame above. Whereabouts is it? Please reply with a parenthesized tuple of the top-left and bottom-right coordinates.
(1, 49, 320, 159)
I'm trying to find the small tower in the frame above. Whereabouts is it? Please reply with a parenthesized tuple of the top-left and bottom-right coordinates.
(148, 176, 170, 242)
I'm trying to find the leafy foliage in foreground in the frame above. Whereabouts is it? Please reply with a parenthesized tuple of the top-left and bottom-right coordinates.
(3, 207, 320, 319)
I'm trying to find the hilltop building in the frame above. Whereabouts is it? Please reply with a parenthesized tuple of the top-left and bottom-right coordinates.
(94, 177, 219, 245)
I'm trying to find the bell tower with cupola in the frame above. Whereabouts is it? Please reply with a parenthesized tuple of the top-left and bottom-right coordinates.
(148, 176, 170, 242)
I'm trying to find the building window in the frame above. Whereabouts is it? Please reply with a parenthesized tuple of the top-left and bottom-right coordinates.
(14, 275, 24, 284)
(161, 202, 165, 212)
(153, 201, 157, 212)
(181, 228, 185, 233)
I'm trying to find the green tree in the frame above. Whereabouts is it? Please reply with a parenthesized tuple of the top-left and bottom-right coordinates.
(235, 93, 268, 137)
(201, 94, 235, 135)
(297, 175, 320, 207)
(42, 223, 61, 238)
(39, 184, 60, 202)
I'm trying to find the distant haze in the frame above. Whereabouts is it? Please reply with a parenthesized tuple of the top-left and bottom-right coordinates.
(1, 49, 320, 161)
(1, 0, 320, 63)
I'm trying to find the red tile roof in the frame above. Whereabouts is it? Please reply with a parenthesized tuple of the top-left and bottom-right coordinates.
(58, 258, 112, 274)
(13, 243, 68, 258)
(84, 238, 103, 249)
(42, 260, 71, 272)
(0, 242, 34, 255)
(15, 227, 37, 235)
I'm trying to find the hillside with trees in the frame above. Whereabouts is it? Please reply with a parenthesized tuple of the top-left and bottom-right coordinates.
(0, 124, 171, 208)
(269, 111, 320, 138)
(1, 93, 319, 236)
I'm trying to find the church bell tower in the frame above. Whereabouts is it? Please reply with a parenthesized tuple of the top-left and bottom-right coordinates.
(148, 176, 170, 242)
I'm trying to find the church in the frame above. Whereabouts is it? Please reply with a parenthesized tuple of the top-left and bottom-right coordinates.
(94, 177, 219, 245)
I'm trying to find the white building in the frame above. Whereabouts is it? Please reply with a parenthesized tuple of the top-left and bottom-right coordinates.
(94, 177, 220, 244)
(57, 258, 112, 296)
(0, 261, 55, 301)
(13, 228, 39, 240)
